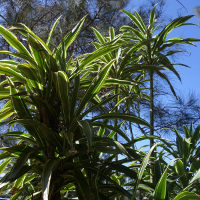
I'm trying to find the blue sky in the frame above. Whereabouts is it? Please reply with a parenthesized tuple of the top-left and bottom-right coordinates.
(128, 0, 200, 97)
(165, 0, 200, 96)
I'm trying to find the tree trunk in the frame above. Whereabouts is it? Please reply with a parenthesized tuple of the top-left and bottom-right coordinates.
(150, 70, 154, 148)
(114, 86, 119, 200)
(51, 191, 61, 200)
(49, 177, 62, 200)
(129, 120, 134, 141)
(149, 70, 155, 184)
(114, 85, 119, 161)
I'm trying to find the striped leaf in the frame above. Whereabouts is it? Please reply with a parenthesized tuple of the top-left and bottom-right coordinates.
(92, 27, 106, 44)
(21, 23, 52, 55)
(54, 71, 70, 125)
(131, 144, 157, 199)
(55, 16, 86, 58)
(173, 191, 200, 200)
(76, 59, 115, 115)
(92, 113, 150, 127)
(46, 16, 61, 47)
(42, 160, 56, 200)
(121, 10, 146, 34)
(0, 25, 30, 56)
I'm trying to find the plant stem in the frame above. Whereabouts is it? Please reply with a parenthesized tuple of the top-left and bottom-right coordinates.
(150, 70, 154, 148)
(150, 70, 155, 184)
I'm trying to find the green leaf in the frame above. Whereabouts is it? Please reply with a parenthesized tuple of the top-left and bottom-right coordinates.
(7, 77, 32, 119)
(0, 152, 12, 161)
(79, 120, 93, 148)
(118, 42, 144, 74)
(92, 27, 106, 44)
(149, 4, 157, 30)
(1, 151, 31, 184)
(16, 119, 62, 149)
(92, 121, 130, 142)
(0, 100, 14, 121)
(134, 10, 146, 33)
(108, 162, 137, 180)
(156, 70, 177, 98)
(70, 75, 80, 118)
(56, 16, 86, 58)
(92, 60, 115, 93)
(164, 38, 200, 47)
(138, 184, 154, 192)
(92, 41, 102, 49)
(121, 10, 146, 34)
(174, 160, 188, 187)
(42, 160, 55, 200)
(1, 131, 35, 144)
(131, 144, 157, 200)
(153, 15, 193, 51)
(0, 65, 25, 81)
(157, 53, 181, 81)
(46, 16, 61, 47)
(82, 94, 117, 117)
(120, 25, 145, 40)
(114, 141, 129, 156)
(18, 63, 39, 81)
(21, 23, 52, 55)
(76, 42, 120, 73)
(0, 25, 30, 56)
(54, 71, 70, 125)
(66, 55, 74, 71)
(109, 27, 115, 41)
(173, 191, 200, 200)
(92, 113, 150, 127)
(154, 166, 168, 200)
(0, 87, 13, 97)
(184, 168, 200, 191)
(111, 174, 120, 185)
(13, 173, 26, 189)
(97, 126, 105, 137)
(0, 50, 37, 67)
(24, 173, 37, 184)
(0, 158, 12, 174)
(27, 35, 46, 72)
(76, 59, 115, 115)
(10, 187, 25, 200)
(0, 59, 19, 65)
(174, 160, 184, 175)
(191, 125, 200, 149)
(73, 168, 91, 199)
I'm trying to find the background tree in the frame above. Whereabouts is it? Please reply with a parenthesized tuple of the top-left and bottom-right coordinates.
(0, 0, 131, 53)
(135, 84, 200, 138)
(0, 0, 167, 54)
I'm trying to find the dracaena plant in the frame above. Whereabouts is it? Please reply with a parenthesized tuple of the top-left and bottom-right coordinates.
(118, 7, 200, 189)
(161, 124, 200, 196)
(0, 16, 150, 200)
(126, 140, 200, 200)
(90, 26, 149, 145)
(120, 6, 200, 149)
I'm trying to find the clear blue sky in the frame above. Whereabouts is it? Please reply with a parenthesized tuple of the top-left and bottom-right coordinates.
(129, 0, 200, 97)
(165, 0, 200, 96)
